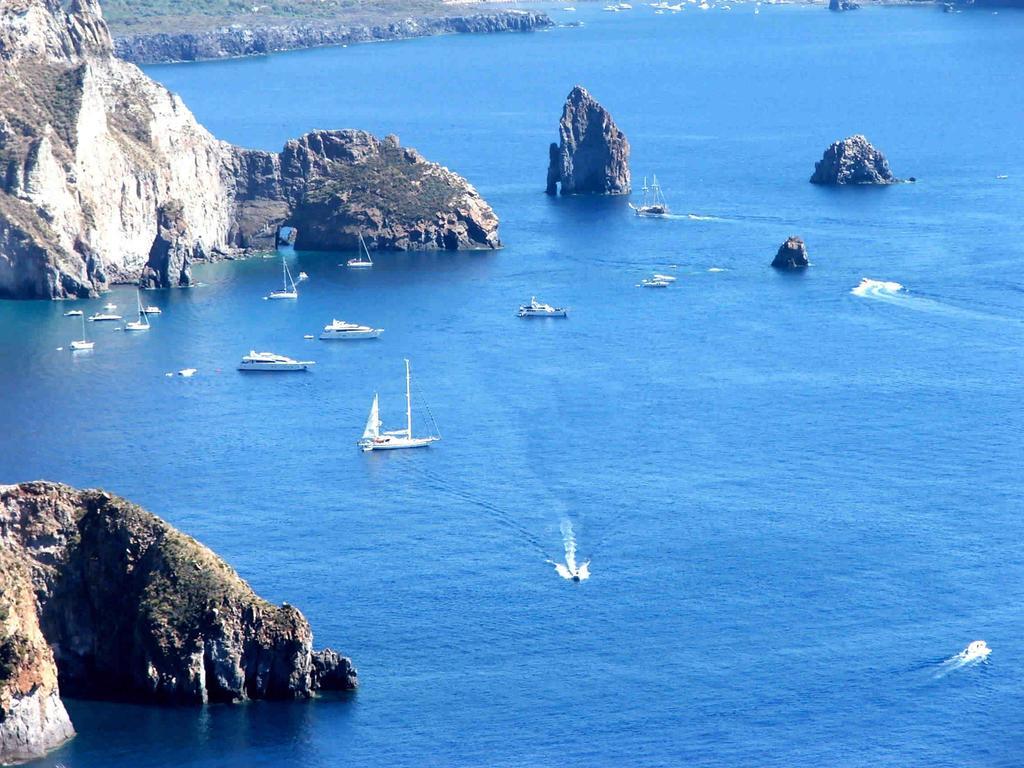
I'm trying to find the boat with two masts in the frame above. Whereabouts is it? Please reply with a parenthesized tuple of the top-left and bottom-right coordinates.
(630, 175, 671, 217)
(359, 360, 439, 452)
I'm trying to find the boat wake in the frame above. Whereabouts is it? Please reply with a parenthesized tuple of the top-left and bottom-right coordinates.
(548, 519, 590, 582)
(851, 278, 906, 300)
(933, 640, 991, 679)
(851, 278, 1022, 324)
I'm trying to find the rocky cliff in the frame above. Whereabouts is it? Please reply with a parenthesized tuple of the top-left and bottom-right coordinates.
(771, 236, 810, 269)
(546, 85, 630, 196)
(0, 0, 500, 300)
(114, 10, 553, 65)
(0, 481, 356, 764)
(810, 134, 896, 185)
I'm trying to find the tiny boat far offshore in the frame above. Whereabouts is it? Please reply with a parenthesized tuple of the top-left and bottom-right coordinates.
(518, 297, 567, 318)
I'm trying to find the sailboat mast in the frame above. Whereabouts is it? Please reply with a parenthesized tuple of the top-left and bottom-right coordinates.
(405, 359, 413, 438)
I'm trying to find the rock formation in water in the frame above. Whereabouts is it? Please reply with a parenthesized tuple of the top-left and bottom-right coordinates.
(546, 85, 630, 196)
(0, 481, 357, 764)
(113, 10, 553, 65)
(771, 236, 810, 269)
(0, 0, 500, 300)
(828, 0, 860, 10)
(810, 134, 896, 185)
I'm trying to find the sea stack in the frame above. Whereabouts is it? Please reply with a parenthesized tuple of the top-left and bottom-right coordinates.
(772, 236, 810, 269)
(810, 135, 896, 185)
(828, 0, 860, 10)
(0, 482, 357, 764)
(546, 85, 630, 196)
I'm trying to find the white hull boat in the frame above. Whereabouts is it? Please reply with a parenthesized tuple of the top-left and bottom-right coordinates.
(319, 320, 383, 340)
(64, 310, 83, 317)
(103, 302, 117, 311)
(238, 351, 315, 371)
(265, 256, 299, 299)
(142, 306, 162, 315)
(359, 359, 440, 452)
(518, 297, 568, 318)
(630, 175, 671, 217)
(89, 313, 121, 322)
(124, 291, 151, 331)
(70, 315, 93, 350)
(346, 234, 374, 269)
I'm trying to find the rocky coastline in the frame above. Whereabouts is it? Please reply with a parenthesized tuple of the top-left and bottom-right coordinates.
(113, 10, 553, 65)
(0, 481, 356, 764)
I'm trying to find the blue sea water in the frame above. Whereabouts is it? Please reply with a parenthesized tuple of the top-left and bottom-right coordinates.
(3, 4, 1024, 766)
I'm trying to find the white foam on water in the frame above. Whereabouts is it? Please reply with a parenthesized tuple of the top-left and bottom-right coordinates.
(708, 267, 726, 273)
(851, 277, 906, 299)
(550, 519, 590, 581)
(933, 640, 991, 678)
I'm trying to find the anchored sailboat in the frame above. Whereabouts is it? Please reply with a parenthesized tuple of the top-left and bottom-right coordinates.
(346, 234, 374, 269)
(266, 256, 299, 299)
(70, 314, 93, 350)
(359, 359, 440, 452)
(630, 175, 670, 217)
(124, 291, 151, 331)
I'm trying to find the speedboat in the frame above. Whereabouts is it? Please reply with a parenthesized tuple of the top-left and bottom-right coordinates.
(88, 313, 122, 322)
(319, 319, 383, 340)
(518, 297, 568, 318)
(640, 278, 671, 288)
(103, 302, 117, 311)
(960, 640, 991, 661)
(237, 351, 315, 372)
(142, 305, 162, 315)
(63, 309, 83, 317)
(359, 359, 440, 452)
(346, 234, 374, 268)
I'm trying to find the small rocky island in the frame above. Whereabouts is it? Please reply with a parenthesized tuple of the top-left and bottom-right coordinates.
(0, 481, 356, 764)
(546, 85, 631, 196)
(0, 0, 500, 300)
(772, 236, 810, 269)
(810, 135, 896, 185)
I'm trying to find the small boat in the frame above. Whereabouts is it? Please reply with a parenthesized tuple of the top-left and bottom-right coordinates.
(563, 5, 576, 9)
(652, 274, 677, 282)
(346, 234, 374, 269)
(640, 278, 671, 288)
(63, 309, 83, 317)
(603, 4, 621, 10)
(237, 351, 315, 372)
(618, 2, 633, 7)
(142, 305, 162, 315)
(70, 314, 93, 351)
(103, 302, 117, 311)
(518, 297, 568, 318)
(359, 359, 440, 452)
(630, 175, 671, 217)
(298, 271, 309, 282)
(265, 256, 299, 299)
(960, 640, 991, 661)
(124, 291, 151, 332)
(178, 368, 198, 377)
(88, 313, 121, 322)
(319, 319, 384, 340)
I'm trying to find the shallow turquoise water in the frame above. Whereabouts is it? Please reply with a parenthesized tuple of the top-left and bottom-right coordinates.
(4, 4, 1024, 766)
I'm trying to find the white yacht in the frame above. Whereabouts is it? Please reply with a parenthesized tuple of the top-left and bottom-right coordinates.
(346, 234, 374, 269)
(63, 309, 83, 317)
(518, 297, 568, 318)
(142, 305, 162, 315)
(124, 292, 151, 332)
(237, 351, 315, 372)
(103, 302, 117, 311)
(359, 360, 440, 452)
(88, 312, 121, 322)
(265, 256, 299, 299)
(70, 315, 93, 351)
(319, 319, 383, 340)
(630, 175, 670, 217)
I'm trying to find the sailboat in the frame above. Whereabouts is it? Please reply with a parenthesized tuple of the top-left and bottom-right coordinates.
(359, 359, 440, 452)
(629, 175, 671, 217)
(70, 314, 94, 350)
(346, 234, 374, 269)
(124, 291, 151, 331)
(265, 256, 299, 299)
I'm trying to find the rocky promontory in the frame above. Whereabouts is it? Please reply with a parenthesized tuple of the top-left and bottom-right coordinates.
(771, 236, 810, 269)
(113, 10, 553, 65)
(810, 134, 896, 185)
(0, 481, 356, 764)
(546, 85, 630, 196)
(0, 0, 501, 300)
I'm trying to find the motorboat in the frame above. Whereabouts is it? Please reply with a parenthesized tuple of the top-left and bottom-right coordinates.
(103, 302, 117, 311)
(70, 314, 93, 350)
(142, 305, 162, 315)
(639, 278, 671, 288)
(237, 351, 314, 372)
(960, 640, 991, 662)
(88, 313, 122, 322)
(518, 297, 567, 318)
(63, 309, 83, 317)
(265, 256, 299, 299)
(319, 319, 384, 340)
(346, 234, 374, 268)
(652, 274, 677, 282)
(359, 359, 440, 452)
(124, 291, 151, 332)
(630, 175, 671, 217)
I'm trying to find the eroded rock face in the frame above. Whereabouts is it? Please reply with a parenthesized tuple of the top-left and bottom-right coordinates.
(0, 481, 357, 764)
(546, 85, 630, 196)
(828, 0, 860, 11)
(810, 135, 895, 185)
(772, 236, 810, 269)
(0, 0, 501, 298)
